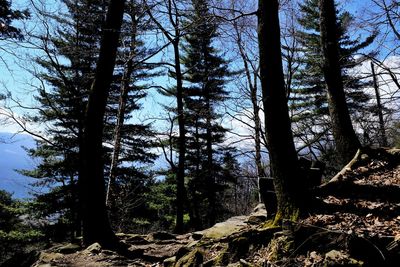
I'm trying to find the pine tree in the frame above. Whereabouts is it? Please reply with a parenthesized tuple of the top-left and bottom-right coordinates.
(318, 0, 361, 164)
(0, 0, 29, 40)
(145, 0, 187, 233)
(21, 0, 107, 240)
(105, 0, 157, 229)
(182, 0, 232, 228)
(22, 0, 155, 239)
(290, 0, 374, 163)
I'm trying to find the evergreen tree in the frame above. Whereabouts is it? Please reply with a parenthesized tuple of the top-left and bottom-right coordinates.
(105, 0, 157, 230)
(0, 0, 29, 40)
(22, 0, 107, 240)
(290, 0, 374, 163)
(146, 0, 187, 233)
(22, 0, 155, 240)
(318, 0, 361, 164)
(0, 190, 43, 265)
(182, 0, 232, 228)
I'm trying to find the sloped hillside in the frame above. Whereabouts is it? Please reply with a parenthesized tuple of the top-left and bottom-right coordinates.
(29, 148, 400, 267)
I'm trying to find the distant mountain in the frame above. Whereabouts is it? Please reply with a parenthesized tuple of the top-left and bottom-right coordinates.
(0, 132, 38, 199)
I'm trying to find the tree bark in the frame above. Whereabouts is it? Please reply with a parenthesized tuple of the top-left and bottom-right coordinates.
(257, 0, 300, 221)
(80, 0, 125, 247)
(205, 94, 216, 226)
(319, 0, 361, 164)
(371, 62, 387, 147)
(106, 10, 138, 210)
(232, 20, 267, 202)
(173, 39, 186, 233)
(146, 0, 186, 233)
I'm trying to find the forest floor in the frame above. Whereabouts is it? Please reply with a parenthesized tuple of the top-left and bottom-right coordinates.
(31, 148, 400, 266)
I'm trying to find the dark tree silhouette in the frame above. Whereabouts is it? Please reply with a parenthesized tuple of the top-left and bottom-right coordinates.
(80, 0, 125, 247)
(319, 0, 361, 165)
(257, 0, 301, 221)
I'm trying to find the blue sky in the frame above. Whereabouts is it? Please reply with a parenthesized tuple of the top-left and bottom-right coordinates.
(0, 0, 398, 198)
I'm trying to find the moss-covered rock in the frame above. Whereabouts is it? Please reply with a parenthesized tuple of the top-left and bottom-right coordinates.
(163, 256, 176, 267)
(323, 250, 364, 266)
(37, 252, 63, 263)
(199, 216, 248, 240)
(175, 248, 204, 267)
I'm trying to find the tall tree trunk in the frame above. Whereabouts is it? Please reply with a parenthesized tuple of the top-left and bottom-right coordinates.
(319, 0, 360, 164)
(257, 0, 300, 222)
(371, 62, 387, 147)
(233, 20, 267, 201)
(80, 0, 125, 247)
(205, 103, 216, 226)
(146, 1, 186, 233)
(106, 12, 138, 210)
(173, 39, 186, 233)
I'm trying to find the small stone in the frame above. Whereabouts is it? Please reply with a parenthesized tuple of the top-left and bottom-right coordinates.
(246, 214, 267, 225)
(147, 231, 176, 241)
(56, 243, 81, 254)
(253, 203, 266, 213)
(163, 256, 176, 267)
(39, 252, 63, 263)
(85, 242, 102, 254)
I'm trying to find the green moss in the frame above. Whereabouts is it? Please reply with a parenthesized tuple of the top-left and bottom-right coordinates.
(212, 244, 229, 266)
(266, 234, 295, 263)
(175, 248, 204, 267)
(323, 250, 364, 266)
(271, 205, 300, 226)
(262, 219, 278, 228)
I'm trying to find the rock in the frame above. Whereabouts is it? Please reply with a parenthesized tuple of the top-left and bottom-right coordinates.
(84, 242, 102, 254)
(56, 243, 81, 254)
(199, 216, 248, 240)
(101, 249, 116, 256)
(147, 231, 176, 241)
(163, 256, 176, 267)
(253, 203, 267, 214)
(324, 250, 363, 266)
(246, 214, 267, 225)
(38, 252, 64, 263)
(246, 203, 268, 224)
(175, 249, 204, 267)
(116, 233, 149, 244)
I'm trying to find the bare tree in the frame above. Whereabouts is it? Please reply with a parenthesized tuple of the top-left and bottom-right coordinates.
(145, 0, 187, 233)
